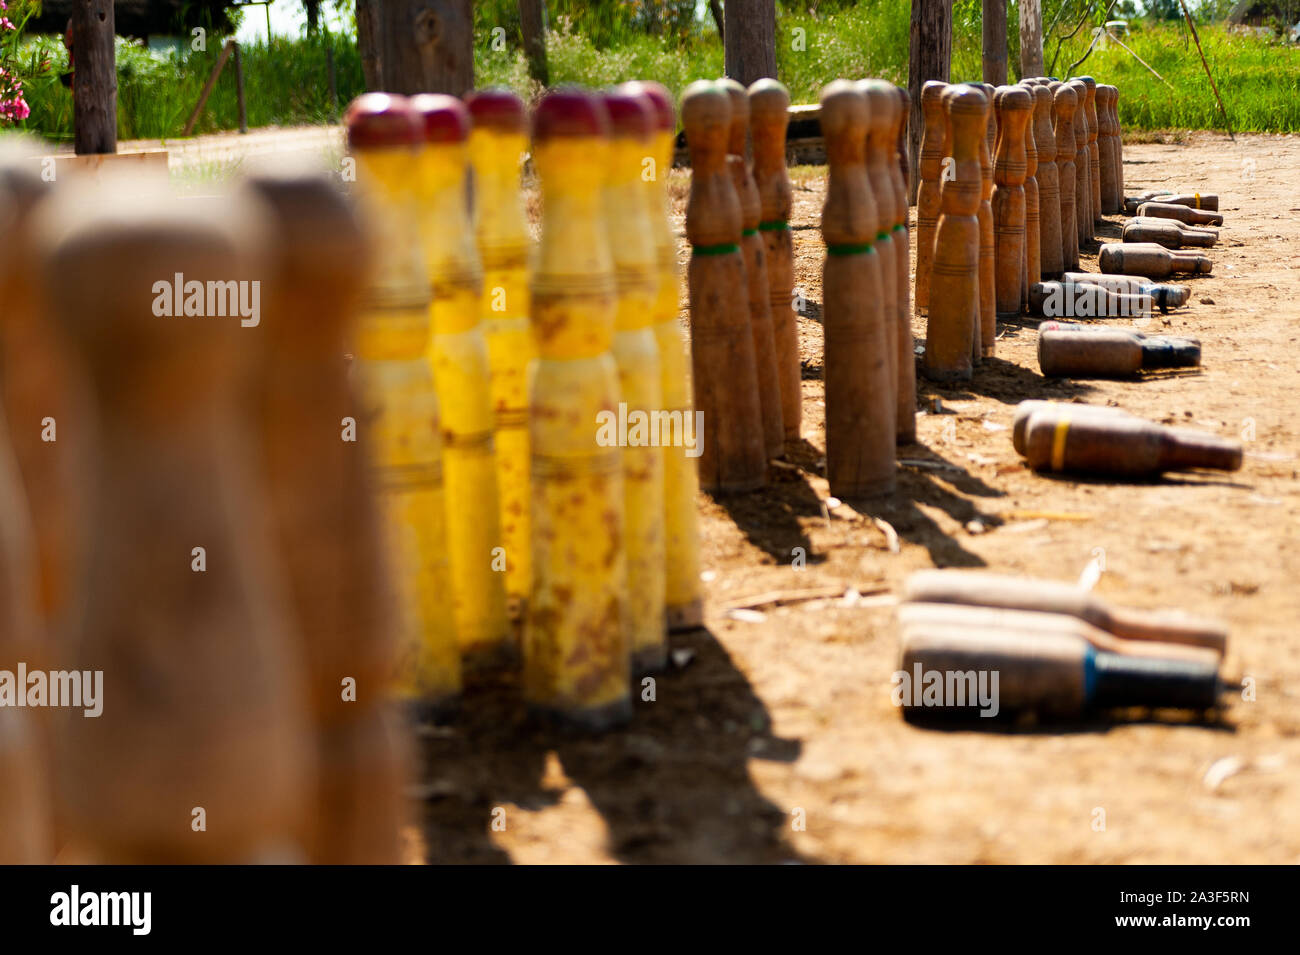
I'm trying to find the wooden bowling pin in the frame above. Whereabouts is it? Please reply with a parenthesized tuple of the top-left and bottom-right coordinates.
(975, 84, 997, 357)
(1018, 403, 1241, 476)
(1027, 281, 1154, 320)
(914, 81, 949, 315)
(820, 80, 895, 497)
(1108, 85, 1124, 206)
(1126, 192, 1218, 214)
(860, 78, 900, 435)
(1021, 84, 1041, 307)
(992, 86, 1032, 323)
(1037, 328, 1201, 377)
(721, 78, 784, 460)
(242, 169, 407, 864)
(923, 85, 985, 383)
(1068, 80, 1092, 247)
(1030, 85, 1063, 278)
(601, 89, 667, 674)
(1052, 83, 1080, 270)
(411, 94, 511, 673)
(525, 88, 630, 730)
(466, 89, 536, 619)
(1123, 218, 1217, 249)
(890, 83, 918, 444)
(749, 79, 801, 447)
(0, 153, 87, 636)
(345, 94, 461, 715)
(682, 81, 767, 492)
(1011, 399, 1132, 455)
(622, 79, 704, 633)
(896, 84, 912, 203)
(1059, 272, 1190, 308)
(1095, 85, 1121, 214)
(899, 600, 1224, 664)
(1135, 200, 1223, 227)
(39, 181, 313, 862)
(897, 620, 1221, 719)
(0, 363, 50, 862)
(1100, 242, 1212, 277)
(1080, 77, 1102, 225)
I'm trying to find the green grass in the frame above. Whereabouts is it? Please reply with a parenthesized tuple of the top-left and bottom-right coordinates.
(12, 6, 1300, 142)
(19, 32, 360, 143)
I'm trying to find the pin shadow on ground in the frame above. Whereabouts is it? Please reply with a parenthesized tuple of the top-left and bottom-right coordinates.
(413, 627, 811, 864)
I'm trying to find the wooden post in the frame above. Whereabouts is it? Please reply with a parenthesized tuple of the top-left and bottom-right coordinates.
(355, 0, 474, 96)
(182, 39, 237, 137)
(356, 0, 383, 90)
(982, 0, 1008, 86)
(908, 0, 952, 204)
(723, 0, 777, 88)
(518, 0, 549, 86)
(234, 42, 248, 134)
(71, 0, 116, 155)
(1019, 0, 1044, 78)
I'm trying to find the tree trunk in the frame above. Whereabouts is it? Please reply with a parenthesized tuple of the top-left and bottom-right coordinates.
(723, 0, 776, 89)
(908, 0, 952, 203)
(1019, 0, 1044, 78)
(709, 0, 725, 43)
(518, 0, 548, 86)
(982, 0, 1008, 85)
(305, 0, 321, 34)
(71, 0, 116, 155)
(355, 0, 473, 96)
(356, 0, 383, 91)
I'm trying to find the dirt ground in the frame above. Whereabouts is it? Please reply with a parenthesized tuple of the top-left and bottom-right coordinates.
(394, 131, 1300, 865)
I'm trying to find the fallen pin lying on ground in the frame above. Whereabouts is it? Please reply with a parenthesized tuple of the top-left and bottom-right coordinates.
(902, 569, 1227, 655)
(1123, 218, 1217, 249)
(1027, 281, 1154, 319)
(1058, 272, 1190, 308)
(1037, 327, 1201, 378)
(1134, 200, 1223, 227)
(1099, 242, 1212, 278)
(1011, 399, 1133, 455)
(1124, 191, 1218, 214)
(1014, 401, 1242, 477)
(895, 608, 1225, 721)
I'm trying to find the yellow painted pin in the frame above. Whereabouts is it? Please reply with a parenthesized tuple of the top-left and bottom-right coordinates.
(346, 101, 461, 713)
(603, 91, 667, 673)
(524, 89, 630, 730)
(467, 91, 536, 618)
(413, 96, 511, 673)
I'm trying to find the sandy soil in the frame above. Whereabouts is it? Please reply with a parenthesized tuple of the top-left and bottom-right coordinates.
(394, 131, 1300, 864)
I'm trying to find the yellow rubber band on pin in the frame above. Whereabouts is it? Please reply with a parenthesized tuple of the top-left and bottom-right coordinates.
(1194, 192, 1201, 209)
(1051, 413, 1071, 471)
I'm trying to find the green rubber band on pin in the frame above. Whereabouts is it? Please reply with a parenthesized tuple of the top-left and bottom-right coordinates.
(758, 219, 790, 232)
(875, 231, 891, 243)
(692, 242, 740, 256)
(892, 223, 906, 233)
(742, 227, 759, 236)
(826, 242, 874, 256)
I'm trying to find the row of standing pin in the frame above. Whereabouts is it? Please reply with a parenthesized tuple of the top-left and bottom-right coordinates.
(345, 84, 704, 734)
(681, 77, 916, 501)
(915, 75, 1126, 380)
